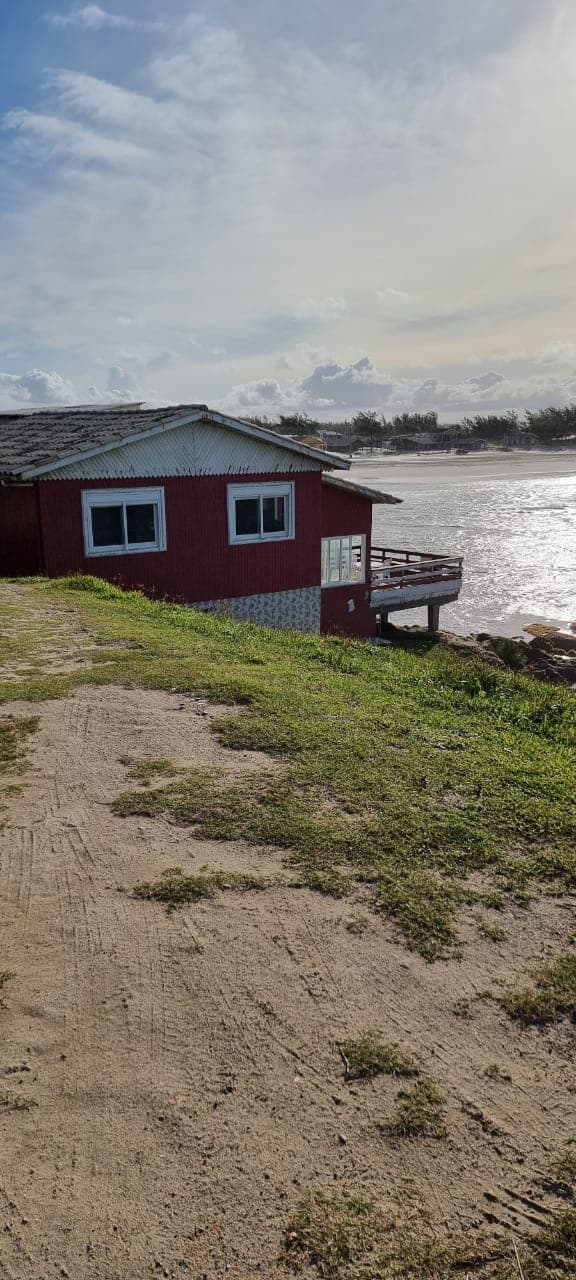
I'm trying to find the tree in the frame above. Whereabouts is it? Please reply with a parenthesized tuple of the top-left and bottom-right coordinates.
(461, 412, 520, 441)
(277, 413, 315, 437)
(525, 405, 576, 441)
(391, 411, 438, 436)
(352, 410, 383, 443)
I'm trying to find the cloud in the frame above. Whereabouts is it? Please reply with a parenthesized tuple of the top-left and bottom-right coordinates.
(0, 370, 77, 406)
(292, 297, 349, 323)
(377, 288, 410, 304)
(45, 5, 163, 32)
(223, 355, 576, 419)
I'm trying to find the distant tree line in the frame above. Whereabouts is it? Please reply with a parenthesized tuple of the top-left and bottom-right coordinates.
(247, 405, 576, 446)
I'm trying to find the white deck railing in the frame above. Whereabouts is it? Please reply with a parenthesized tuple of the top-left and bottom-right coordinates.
(369, 546, 463, 590)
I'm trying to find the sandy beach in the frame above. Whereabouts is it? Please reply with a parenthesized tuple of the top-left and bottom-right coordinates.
(351, 448, 576, 486)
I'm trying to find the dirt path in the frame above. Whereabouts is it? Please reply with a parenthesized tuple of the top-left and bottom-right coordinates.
(0, 586, 573, 1278)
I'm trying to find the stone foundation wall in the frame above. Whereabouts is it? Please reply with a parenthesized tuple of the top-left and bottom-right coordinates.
(194, 586, 321, 633)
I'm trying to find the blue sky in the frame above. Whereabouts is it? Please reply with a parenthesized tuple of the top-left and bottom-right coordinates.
(1, 1, 575, 417)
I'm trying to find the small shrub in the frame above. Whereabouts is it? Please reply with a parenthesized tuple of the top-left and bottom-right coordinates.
(501, 952, 576, 1024)
(484, 1063, 512, 1082)
(0, 970, 15, 1009)
(478, 919, 507, 943)
(339, 1033, 418, 1082)
(134, 866, 268, 910)
(0, 1090, 36, 1112)
(385, 1078, 447, 1139)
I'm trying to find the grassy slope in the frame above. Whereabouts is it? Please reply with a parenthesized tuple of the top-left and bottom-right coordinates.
(0, 575, 575, 960)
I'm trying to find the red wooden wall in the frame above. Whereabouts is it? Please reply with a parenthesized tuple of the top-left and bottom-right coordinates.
(0, 486, 44, 575)
(320, 481, 376, 638)
(38, 472, 323, 602)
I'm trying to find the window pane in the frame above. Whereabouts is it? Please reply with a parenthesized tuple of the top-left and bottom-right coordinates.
(262, 495, 287, 534)
(235, 498, 260, 536)
(321, 540, 330, 584)
(126, 503, 156, 545)
(91, 505, 124, 548)
(328, 539, 342, 583)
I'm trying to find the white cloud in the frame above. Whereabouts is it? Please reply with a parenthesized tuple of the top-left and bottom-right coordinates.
(377, 288, 411, 303)
(223, 355, 576, 419)
(292, 297, 349, 323)
(0, 370, 77, 406)
(46, 5, 163, 32)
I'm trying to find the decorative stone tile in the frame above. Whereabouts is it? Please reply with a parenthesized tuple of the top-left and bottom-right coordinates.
(194, 586, 321, 633)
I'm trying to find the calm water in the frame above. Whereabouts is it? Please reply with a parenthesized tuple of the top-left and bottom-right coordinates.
(352, 452, 576, 636)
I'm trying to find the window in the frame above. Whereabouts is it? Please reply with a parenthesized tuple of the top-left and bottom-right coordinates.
(228, 482, 295, 544)
(321, 535, 366, 586)
(82, 487, 166, 557)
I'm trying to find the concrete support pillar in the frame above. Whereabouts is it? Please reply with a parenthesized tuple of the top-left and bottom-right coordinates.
(427, 602, 441, 632)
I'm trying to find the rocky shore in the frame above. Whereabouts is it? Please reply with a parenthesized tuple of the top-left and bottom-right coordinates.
(381, 622, 576, 685)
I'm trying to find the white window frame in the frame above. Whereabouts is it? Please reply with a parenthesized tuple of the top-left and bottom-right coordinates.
(321, 535, 366, 587)
(81, 487, 167, 558)
(227, 481, 295, 545)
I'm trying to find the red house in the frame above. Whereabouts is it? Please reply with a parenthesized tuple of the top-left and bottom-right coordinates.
(0, 404, 462, 637)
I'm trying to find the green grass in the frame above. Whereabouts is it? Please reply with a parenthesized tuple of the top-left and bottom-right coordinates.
(500, 953, 576, 1024)
(384, 1079, 447, 1139)
(134, 865, 269, 910)
(1, 575, 575, 960)
(284, 1191, 576, 1278)
(284, 1190, 576, 1277)
(339, 1033, 418, 1081)
(119, 756, 183, 787)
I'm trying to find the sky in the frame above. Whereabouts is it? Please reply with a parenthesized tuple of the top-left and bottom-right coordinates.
(1, 0, 576, 419)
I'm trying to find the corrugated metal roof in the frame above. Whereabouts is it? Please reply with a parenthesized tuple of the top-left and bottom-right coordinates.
(47, 421, 323, 479)
(322, 473, 402, 504)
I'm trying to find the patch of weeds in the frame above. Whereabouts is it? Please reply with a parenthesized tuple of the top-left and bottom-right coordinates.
(134, 865, 269, 910)
(547, 1141, 576, 1195)
(0, 1090, 36, 1112)
(373, 870, 460, 962)
(384, 1079, 447, 1139)
(528, 1206, 576, 1272)
(0, 970, 15, 1009)
(484, 1063, 512, 1082)
(284, 1190, 384, 1277)
(478, 919, 508, 942)
(339, 1033, 418, 1082)
(294, 866, 353, 898)
(0, 716, 38, 779)
(283, 1190, 515, 1277)
(119, 756, 184, 787)
(500, 952, 576, 1024)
